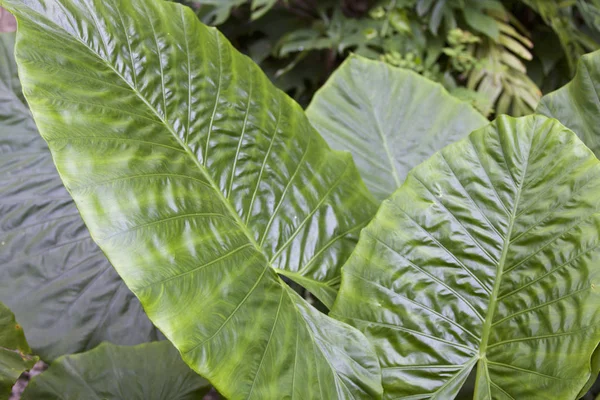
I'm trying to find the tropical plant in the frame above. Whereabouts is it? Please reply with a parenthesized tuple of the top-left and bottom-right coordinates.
(2, 0, 600, 399)
(309, 50, 600, 398)
(330, 113, 600, 398)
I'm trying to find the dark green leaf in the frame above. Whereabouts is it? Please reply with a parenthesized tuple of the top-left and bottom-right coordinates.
(22, 342, 210, 400)
(429, 0, 446, 35)
(332, 115, 600, 399)
(251, 0, 278, 20)
(417, 0, 436, 17)
(0, 32, 160, 361)
(2, 0, 382, 398)
(0, 301, 38, 398)
(193, 0, 246, 26)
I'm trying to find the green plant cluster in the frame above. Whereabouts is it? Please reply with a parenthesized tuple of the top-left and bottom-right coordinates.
(177, 0, 600, 117)
(3, 0, 600, 399)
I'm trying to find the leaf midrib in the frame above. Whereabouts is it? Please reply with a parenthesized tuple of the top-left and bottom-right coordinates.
(476, 125, 533, 393)
(37, 4, 270, 266)
(369, 96, 401, 188)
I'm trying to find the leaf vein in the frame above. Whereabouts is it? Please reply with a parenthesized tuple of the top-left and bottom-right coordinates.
(491, 286, 591, 328)
(100, 212, 234, 241)
(137, 243, 255, 292)
(364, 229, 485, 322)
(346, 271, 480, 341)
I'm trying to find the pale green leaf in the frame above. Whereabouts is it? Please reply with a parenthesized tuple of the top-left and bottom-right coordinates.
(332, 115, 600, 399)
(0, 32, 160, 360)
(306, 55, 488, 201)
(2, 0, 382, 398)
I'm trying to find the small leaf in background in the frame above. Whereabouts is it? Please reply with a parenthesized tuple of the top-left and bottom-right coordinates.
(388, 8, 411, 35)
(332, 115, 600, 399)
(463, 8, 500, 40)
(251, 0, 279, 21)
(429, 0, 447, 35)
(191, 0, 247, 26)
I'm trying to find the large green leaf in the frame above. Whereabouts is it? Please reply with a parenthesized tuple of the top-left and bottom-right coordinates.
(306, 55, 488, 201)
(0, 32, 161, 360)
(332, 115, 600, 399)
(2, 0, 382, 398)
(0, 301, 38, 398)
(537, 49, 600, 158)
(22, 342, 210, 400)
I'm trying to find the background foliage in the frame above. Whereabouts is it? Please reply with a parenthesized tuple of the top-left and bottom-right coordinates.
(3, 0, 600, 398)
(176, 0, 600, 117)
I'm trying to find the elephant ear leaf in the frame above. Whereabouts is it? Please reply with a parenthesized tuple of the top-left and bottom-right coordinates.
(537, 49, 600, 158)
(332, 115, 600, 399)
(306, 55, 488, 201)
(0, 301, 38, 398)
(2, 0, 381, 398)
(22, 342, 210, 400)
(0, 31, 160, 360)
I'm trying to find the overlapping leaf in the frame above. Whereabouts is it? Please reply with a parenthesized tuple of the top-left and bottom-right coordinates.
(0, 32, 160, 360)
(537, 49, 600, 158)
(0, 302, 38, 398)
(306, 55, 488, 201)
(2, 0, 382, 398)
(332, 115, 600, 399)
(22, 342, 210, 400)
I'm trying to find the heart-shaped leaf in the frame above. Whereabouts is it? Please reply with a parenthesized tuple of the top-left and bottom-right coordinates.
(332, 115, 600, 399)
(2, 0, 382, 398)
(306, 55, 488, 201)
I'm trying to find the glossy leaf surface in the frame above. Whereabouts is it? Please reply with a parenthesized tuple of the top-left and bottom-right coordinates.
(332, 115, 600, 399)
(306, 55, 488, 201)
(0, 302, 38, 398)
(0, 32, 160, 360)
(537, 49, 600, 158)
(22, 342, 210, 400)
(3, 0, 382, 398)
